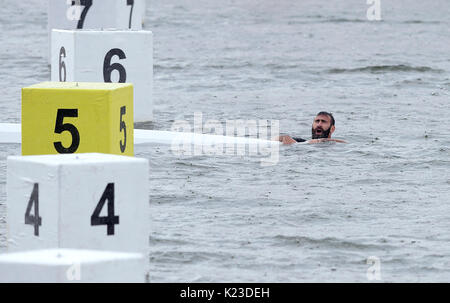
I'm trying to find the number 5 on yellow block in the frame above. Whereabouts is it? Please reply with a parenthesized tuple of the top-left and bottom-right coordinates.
(22, 82, 134, 156)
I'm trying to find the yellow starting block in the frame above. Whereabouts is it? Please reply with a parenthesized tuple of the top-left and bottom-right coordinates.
(22, 82, 134, 156)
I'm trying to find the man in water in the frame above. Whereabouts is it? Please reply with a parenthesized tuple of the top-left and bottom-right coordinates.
(277, 111, 346, 144)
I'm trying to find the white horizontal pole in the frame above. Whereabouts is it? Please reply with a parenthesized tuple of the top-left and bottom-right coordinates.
(0, 123, 281, 146)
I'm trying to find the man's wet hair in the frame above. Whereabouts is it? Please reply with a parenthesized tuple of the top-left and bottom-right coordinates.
(316, 111, 335, 126)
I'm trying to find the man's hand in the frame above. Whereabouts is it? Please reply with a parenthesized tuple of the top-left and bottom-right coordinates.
(276, 135, 297, 145)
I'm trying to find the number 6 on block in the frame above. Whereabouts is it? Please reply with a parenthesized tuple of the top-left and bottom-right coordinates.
(21, 82, 134, 156)
(51, 29, 153, 122)
(6, 153, 149, 254)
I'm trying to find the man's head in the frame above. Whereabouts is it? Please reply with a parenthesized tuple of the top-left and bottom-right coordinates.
(311, 112, 335, 139)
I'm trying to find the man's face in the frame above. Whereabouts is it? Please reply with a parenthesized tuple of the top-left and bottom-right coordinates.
(311, 114, 334, 139)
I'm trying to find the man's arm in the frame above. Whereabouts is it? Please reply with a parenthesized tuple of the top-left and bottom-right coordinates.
(277, 135, 297, 145)
(277, 136, 347, 145)
(307, 138, 347, 144)
(276, 135, 297, 145)
(276, 135, 309, 144)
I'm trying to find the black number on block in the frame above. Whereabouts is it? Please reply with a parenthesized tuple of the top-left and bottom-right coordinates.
(25, 183, 41, 236)
(59, 47, 67, 82)
(120, 106, 127, 153)
(103, 48, 127, 83)
(75, 0, 93, 29)
(54, 109, 80, 154)
(127, 0, 134, 29)
(91, 183, 119, 236)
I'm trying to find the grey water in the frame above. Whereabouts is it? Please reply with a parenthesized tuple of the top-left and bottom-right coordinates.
(1, 0, 450, 282)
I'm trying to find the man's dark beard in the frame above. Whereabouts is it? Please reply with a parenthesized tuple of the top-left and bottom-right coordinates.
(311, 127, 331, 139)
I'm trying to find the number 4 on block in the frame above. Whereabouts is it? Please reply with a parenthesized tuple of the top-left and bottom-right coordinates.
(21, 82, 134, 156)
(91, 183, 120, 236)
(6, 153, 149, 254)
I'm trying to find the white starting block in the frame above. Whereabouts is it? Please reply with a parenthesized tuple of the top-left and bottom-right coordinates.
(6, 153, 149, 255)
(0, 249, 145, 283)
(47, 0, 146, 63)
(51, 29, 153, 122)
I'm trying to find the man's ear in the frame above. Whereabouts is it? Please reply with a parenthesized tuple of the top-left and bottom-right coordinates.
(329, 125, 335, 137)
